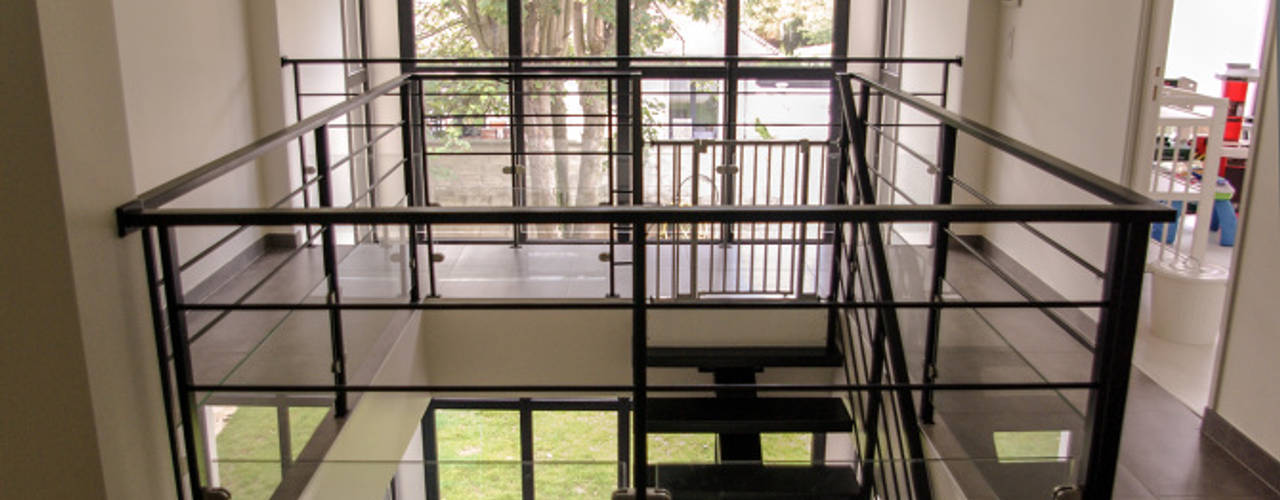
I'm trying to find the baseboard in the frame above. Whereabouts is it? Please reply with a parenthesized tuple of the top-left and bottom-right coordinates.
(1202, 408, 1280, 494)
(953, 235, 1099, 344)
(264, 231, 303, 250)
(185, 231, 299, 304)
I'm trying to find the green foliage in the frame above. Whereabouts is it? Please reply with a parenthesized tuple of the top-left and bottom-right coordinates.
(753, 117, 773, 139)
(741, 0, 832, 54)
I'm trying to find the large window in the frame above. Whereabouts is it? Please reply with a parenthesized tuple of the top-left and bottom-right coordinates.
(406, 0, 847, 243)
(421, 399, 817, 499)
(414, 0, 509, 58)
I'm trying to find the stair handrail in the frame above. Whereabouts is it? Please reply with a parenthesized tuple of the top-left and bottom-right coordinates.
(837, 73, 935, 500)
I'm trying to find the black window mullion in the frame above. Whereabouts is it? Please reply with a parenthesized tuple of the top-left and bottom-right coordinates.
(421, 407, 440, 500)
(520, 398, 535, 500)
(618, 398, 631, 488)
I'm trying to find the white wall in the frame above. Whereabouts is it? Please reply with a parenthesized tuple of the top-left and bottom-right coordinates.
(1212, 8, 1279, 460)
(112, 0, 269, 289)
(2, 0, 177, 498)
(1, 0, 121, 497)
(893, 0, 998, 238)
(979, 0, 1149, 303)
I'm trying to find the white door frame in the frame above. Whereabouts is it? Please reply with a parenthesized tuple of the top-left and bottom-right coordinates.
(1122, 0, 1177, 191)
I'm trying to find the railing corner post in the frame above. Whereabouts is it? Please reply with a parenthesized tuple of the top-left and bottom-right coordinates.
(1081, 222, 1149, 499)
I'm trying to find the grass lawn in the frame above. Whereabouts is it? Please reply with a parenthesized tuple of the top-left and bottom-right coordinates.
(436, 409, 812, 500)
(213, 405, 329, 500)
(211, 405, 813, 499)
(992, 430, 1068, 463)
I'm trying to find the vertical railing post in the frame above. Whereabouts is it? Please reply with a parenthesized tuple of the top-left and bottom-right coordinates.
(605, 78, 619, 298)
(140, 228, 186, 500)
(689, 141, 702, 298)
(631, 222, 648, 495)
(414, 77, 439, 298)
(629, 74, 649, 496)
(400, 79, 422, 303)
(1081, 222, 1148, 499)
(825, 135, 849, 353)
(156, 226, 206, 500)
(315, 125, 349, 417)
(920, 124, 957, 424)
(292, 61, 314, 244)
(796, 140, 811, 296)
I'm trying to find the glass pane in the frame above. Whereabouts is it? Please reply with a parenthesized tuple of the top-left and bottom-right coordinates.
(632, 0, 726, 57)
(993, 430, 1072, 464)
(522, 0, 617, 57)
(436, 410, 522, 498)
(414, 0, 509, 58)
(423, 78, 515, 239)
(650, 79, 723, 141)
(211, 406, 281, 500)
(440, 463, 523, 499)
(289, 406, 329, 461)
(740, 0, 834, 57)
(762, 433, 812, 464)
(519, 76, 616, 240)
(534, 411, 619, 498)
(648, 433, 715, 464)
(738, 78, 831, 141)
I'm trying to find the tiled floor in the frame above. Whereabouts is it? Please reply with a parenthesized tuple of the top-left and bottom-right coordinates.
(881, 236, 1275, 499)
(188, 236, 1274, 499)
(1132, 211, 1235, 414)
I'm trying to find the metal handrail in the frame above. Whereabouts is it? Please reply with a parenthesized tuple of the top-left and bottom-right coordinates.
(119, 74, 410, 218)
(283, 55, 965, 66)
(118, 203, 1172, 231)
(843, 73, 1168, 210)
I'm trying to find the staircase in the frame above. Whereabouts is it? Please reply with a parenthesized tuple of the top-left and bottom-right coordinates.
(643, 345, 861, 499)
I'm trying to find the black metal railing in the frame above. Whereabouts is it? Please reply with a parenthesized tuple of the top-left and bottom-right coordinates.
(115, 58, 1171, 500)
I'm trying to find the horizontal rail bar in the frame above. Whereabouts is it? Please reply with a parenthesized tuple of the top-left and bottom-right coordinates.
(349, 158, 409, 206)
(190, 381, 1096, 393)
(283, 56, 964, 65)
(949, 177, 1107, 278)
(120, 74, 411, 216)
(411, 71, 642, 80)
(870, 124, 938, 170)
(119, 204, 1175, 230)
(844, 73, 1167, 209)
(177, 299, 1107, 311)
(328, 123, 401, 171)
(945, 227, 1098, 351)
(648, 139, 835, 146)
(176, 170, 327, 273)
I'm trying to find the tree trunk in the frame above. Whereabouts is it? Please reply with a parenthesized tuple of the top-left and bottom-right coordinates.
(523, 82, 561, 238)
(571, 79, 608, 238)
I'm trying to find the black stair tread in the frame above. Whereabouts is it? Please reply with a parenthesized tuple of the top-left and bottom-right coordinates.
(645, 464, 861, 499)
(647, 347, 843, 368)
(647, 397, 852, 433)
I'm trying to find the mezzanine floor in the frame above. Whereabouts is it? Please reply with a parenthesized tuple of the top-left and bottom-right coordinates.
(182, 235, 1277, 499)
